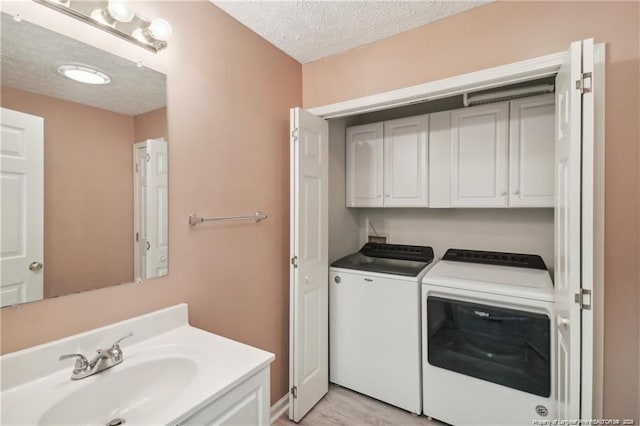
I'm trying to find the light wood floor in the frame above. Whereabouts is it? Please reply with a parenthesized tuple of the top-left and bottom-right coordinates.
(274, 384, 445, 426)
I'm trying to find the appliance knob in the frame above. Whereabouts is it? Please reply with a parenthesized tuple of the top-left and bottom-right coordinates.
(535, 405, 549, 417)
(334, 276, 341, 284)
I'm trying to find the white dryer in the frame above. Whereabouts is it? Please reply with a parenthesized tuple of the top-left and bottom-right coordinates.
(330, 243, 436, 415)
(422, 249, 555, 426)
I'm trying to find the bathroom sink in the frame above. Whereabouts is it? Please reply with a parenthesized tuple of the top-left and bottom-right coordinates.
(39, 357, 198, 425)
(1, 305, 275, 426)
(2, 348, 200, 426)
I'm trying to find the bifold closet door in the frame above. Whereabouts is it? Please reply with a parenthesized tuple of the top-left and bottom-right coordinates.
(289, 107, 329, 423)
(554, 38, 594, 422)
(383, 115, 429, 207)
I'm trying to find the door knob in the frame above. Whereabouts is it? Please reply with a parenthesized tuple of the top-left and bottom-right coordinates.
(514, 189, 520, 195)
(28, 261, 43, 271)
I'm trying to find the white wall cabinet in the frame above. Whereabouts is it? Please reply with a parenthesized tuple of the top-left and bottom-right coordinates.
(347, 95, 554, 209)
(508, 94, 555, 207)
(346, 117, 428, 208)
(346, 123, 383, 207)
(450, 102, 509, 207)
(383, 115, 429, 207)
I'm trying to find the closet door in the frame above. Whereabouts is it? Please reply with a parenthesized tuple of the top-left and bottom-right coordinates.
(383, 115, 429, 207)
(509, 94, 555, 207)
(346, 123, 383, 207)
(450, 103, 508, 207)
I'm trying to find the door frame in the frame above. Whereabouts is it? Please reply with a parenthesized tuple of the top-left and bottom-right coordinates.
(305, 46, 605, 419)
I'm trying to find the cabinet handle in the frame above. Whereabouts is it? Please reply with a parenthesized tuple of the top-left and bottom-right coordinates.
(385, 194, 390, 198)
(501, 191, 507, 196)
(377, 195, 381, 198)
(514, 190, 520, 195)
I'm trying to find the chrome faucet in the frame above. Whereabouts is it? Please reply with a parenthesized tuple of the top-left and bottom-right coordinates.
(59, 332, 133, 380)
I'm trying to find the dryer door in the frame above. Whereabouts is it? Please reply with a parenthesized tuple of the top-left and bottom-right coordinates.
(427, 296, 551, 397)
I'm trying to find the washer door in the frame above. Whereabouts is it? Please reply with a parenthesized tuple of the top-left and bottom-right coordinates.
(427, 296, 550, 397)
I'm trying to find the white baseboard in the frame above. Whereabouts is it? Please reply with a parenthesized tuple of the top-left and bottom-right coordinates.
(270, 394, 289, 424)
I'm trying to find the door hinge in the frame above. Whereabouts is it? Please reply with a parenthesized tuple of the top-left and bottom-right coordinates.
(575, 289, 592, 310)
(290, 386, 297, 399)
(291, 256, 298, 268)
(135, 232, 139, 242)
(291, 128, 299, 141)
(146, 153, 150, 162)
(575, 72, 593, 94)
(135, 163, 138, 173)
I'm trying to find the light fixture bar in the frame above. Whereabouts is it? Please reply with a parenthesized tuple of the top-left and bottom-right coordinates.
(32, 0, 169, 53)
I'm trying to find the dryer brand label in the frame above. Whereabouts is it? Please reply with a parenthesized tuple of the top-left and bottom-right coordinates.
(474, 310, 490, 318)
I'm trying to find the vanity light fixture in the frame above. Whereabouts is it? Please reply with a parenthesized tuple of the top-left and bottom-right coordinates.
(33, 0, 172, 52)
(58, 65, 111, 85)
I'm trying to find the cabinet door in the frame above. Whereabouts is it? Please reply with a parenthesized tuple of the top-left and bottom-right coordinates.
(346, 123, 383, 207)
(178, 368, 270, 426)
(383, 115, 429, 207)
(450, 103, 508, 207)
(509, 94, 555, 207)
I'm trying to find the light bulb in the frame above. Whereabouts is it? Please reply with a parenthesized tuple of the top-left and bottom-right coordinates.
(107, 0, 134, 23)
(148, 18, 172, 42)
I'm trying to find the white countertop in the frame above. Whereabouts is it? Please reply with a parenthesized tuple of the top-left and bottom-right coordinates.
(1, 304, 275, 425)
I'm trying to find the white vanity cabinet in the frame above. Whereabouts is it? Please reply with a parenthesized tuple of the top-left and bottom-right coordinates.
(178, 367, 270, 426)
(346, 116, 428, 208)
(450, 102, 509, 207)
(383, 115, 429, 207)
(508, 94, 555, 207)
(346, 123, 384, 207)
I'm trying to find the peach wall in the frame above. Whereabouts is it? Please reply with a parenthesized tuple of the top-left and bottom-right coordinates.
(0, 0, 301, 406)
(134, 107, 168, 142)
(1, 86, 134, 298)
(303, 1, 640, 420)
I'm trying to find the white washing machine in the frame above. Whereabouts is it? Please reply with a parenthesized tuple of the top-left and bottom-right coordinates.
(422, 248, 555, 426)
(329, 243, 436, 415)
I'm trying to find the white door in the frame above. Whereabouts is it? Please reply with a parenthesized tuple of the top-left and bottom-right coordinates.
(133, 139, 168, 281)
(289, 107, 329, 422)
(450, 102, 509, 207)
(509, 94, 555, 207)
(383, 115, 429, 207)
(346, 123, 383, 207)
(133, 144, 147, 281)
(554, 39, 593, 420)
(1, 108, 44, 307)
(145, 139, 168, 279)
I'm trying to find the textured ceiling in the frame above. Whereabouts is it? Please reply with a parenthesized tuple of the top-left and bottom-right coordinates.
(212, 1, 492, 64)
(0, 13, 166, 116)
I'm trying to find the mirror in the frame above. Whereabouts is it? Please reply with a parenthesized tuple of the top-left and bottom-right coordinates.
(0, 13, 168, 307)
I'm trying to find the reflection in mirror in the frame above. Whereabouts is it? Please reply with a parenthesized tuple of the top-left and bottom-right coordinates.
(0, 13, 168, 307)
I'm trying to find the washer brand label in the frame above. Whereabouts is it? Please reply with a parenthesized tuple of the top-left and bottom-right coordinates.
(474, 310, 490, 318)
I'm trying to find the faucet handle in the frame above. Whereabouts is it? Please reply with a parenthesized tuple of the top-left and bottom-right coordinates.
(112, 332, 133, 349)
(59, 353, 89, 373)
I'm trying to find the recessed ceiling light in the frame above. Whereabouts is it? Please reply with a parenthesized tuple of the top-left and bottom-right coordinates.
(57, 65, 111, 85)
